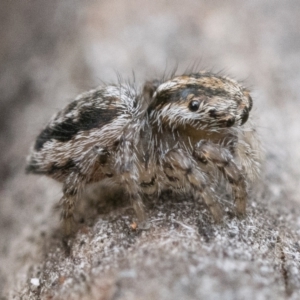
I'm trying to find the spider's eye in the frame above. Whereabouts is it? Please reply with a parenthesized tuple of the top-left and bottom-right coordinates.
(248, 95, 253, 111)
(188, 100, 200, 112)
(240, 107, 249, 125)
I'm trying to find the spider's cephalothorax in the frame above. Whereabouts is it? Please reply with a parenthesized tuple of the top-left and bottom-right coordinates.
(148, 73, 252, 130)
(26, 72, 260, 235)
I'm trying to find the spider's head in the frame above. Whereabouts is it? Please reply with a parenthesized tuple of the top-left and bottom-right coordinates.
(148, 73, 252, 131)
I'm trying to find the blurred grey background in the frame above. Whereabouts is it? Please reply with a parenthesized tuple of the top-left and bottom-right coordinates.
(1, 1, 300, 299)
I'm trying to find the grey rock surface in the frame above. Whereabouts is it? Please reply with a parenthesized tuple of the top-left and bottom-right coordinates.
(1, 1, 300, 299)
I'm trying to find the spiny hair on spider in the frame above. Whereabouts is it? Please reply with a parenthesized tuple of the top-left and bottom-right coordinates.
(26, 71, 260, 235)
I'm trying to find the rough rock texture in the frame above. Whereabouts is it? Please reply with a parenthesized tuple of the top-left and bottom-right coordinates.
(1, 1, 300, 299)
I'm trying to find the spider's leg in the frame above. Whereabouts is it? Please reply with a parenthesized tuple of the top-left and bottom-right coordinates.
(60, 194, 76, 236)
(193, 141, 247, 217)
(198, 188, 223, 222)
(115, 132, 145, 222)
(236, 129, 261, 181)
(61, 173, 83, 236)
(163, 149, 223, 221)
(60, 147, 110, 236)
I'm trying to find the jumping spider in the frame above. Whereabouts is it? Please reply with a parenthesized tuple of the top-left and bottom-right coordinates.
(26, 71, 260, 235)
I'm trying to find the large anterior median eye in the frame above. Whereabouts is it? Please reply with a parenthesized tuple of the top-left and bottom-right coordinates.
(188, 100, 200, 112)
(248, 95, 253, 111)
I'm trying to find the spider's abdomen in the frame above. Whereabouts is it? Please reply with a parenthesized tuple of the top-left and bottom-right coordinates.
(26, 85, 138, 181)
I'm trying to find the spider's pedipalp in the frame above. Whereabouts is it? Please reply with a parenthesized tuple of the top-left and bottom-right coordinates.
(163, 148, 223, 221)
(193, 140, 247, 216)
